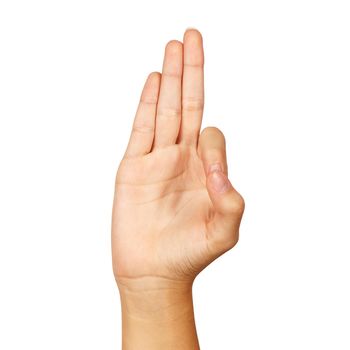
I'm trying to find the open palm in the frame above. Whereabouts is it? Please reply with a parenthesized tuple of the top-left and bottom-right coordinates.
(112, 30, 244, 288)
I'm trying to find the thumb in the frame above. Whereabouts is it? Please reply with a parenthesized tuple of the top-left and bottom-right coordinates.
(198, 127, 245, 252)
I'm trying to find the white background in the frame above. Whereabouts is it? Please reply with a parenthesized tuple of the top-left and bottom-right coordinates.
(1, 0, 349, 349)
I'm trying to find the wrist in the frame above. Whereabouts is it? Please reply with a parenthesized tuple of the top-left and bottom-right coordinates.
(117, 276, 200, 349)
(117, 275, 194, 321)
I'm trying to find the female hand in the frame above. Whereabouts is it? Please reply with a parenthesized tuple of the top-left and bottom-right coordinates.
(112, 29, 244, 292)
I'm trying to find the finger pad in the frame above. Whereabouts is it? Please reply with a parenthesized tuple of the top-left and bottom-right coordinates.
(184, 29, 204, 65)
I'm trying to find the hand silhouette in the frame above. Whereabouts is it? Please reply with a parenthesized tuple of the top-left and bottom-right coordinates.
(112, 29, 244, 291)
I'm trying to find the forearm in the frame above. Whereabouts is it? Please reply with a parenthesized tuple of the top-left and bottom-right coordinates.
(118, 277, 200, 350)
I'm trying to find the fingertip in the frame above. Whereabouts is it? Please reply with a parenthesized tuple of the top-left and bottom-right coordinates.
(184, 28, 203, 42)
(147, 71, 161, 85)
(200, 126, 225, 141)
(148, 71, 161, 78)
(162, 40, 183, 77)
(165, 40, 183, 54)
(198, 126, 227, 176)
(198, 126, 226, 157)
(141, 72, 161, 104)
(183, 28, 204, 66)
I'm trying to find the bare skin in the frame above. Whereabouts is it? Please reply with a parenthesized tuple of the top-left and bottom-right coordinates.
(112, 29, 245, 349)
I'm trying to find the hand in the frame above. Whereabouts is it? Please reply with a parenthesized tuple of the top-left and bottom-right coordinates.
(112, 29, 244, 292)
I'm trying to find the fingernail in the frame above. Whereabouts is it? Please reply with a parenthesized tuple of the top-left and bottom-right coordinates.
(209, 170, 232, 193)
(208, 163, 223, 174)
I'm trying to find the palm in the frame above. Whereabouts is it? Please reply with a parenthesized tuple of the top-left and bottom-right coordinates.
(114, 144, 214, 280)
(112, 30, 244, 285)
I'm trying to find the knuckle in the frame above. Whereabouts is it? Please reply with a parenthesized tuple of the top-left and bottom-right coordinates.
(157, 107, 181, 119)
(140, 97, 158, 105)
(211, 230, 239, 253)
(132, 123, 154, 134)
(230, 194, 245, 215)
(182, 98, 204, 112)
(225, 232, 239, 250)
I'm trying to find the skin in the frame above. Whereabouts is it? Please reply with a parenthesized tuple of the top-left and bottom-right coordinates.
(112, 29, 245, 349)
